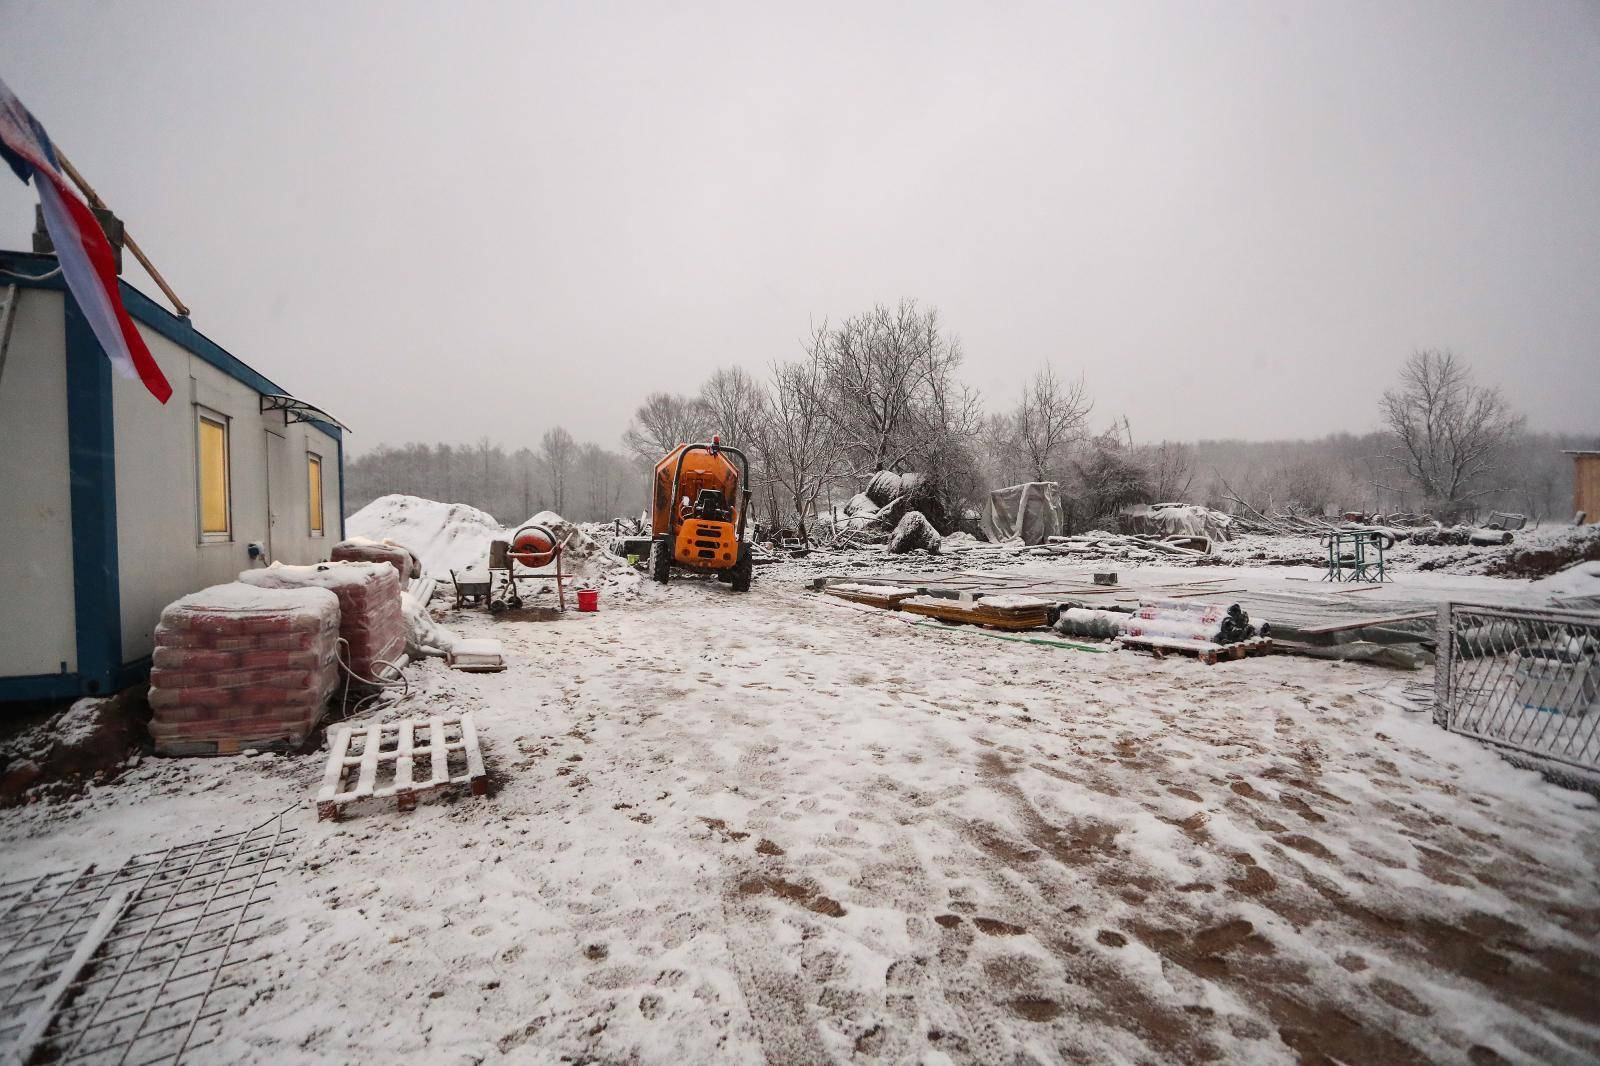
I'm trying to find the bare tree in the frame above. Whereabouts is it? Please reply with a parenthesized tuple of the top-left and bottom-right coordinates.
(1381, 349, 1523, 517)
(1015, 366, 1092, 481)
(699, 366, 768, 451)
(762, 347, 849, 543)
(818, 300, 975, 474)
(540, 426, 576, 513)
(1070, 430, 1151, 531)
(622, 392, 712, 462)
(1140, 440, 1194, 502)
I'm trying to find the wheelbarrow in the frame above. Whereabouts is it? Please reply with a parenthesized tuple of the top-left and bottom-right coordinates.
(449, 567, 493, 609)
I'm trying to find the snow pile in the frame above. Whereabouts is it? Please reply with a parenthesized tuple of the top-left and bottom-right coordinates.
(1529, 559, 1600, 603)
(347, 496, 642, 599)
(347, 494, 504, 576)
(941, 531, 982, 551)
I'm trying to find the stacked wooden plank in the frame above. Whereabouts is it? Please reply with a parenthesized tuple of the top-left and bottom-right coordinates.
(821, 582, 920, 609)
(147, 584, 340, 755)
(899, 594, 1052, 631)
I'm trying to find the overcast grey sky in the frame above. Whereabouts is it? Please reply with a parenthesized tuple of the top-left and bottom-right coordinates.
(2, 1, 1596, 454)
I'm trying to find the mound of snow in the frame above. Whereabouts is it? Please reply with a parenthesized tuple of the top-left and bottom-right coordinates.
(347, 495, 642, 599)
(347, 494, 503, 575)
(1530, 559, 1600, 601)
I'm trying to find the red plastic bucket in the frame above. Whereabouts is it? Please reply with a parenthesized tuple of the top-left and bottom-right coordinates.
(576, 588, 599, 613)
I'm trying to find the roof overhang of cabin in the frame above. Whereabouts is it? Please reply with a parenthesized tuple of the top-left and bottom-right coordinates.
(0, 248, 344, 442)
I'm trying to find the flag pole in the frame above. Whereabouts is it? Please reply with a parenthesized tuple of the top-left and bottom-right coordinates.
(51, 150, 191, 319)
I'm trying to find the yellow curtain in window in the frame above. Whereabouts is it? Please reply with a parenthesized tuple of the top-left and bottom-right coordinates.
(199, 418, 229, 534)
(308, 455, 324, 533)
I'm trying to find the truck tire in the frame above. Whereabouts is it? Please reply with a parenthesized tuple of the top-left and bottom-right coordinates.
(730, 546, 753, 593)
(650, 538, 672, 584)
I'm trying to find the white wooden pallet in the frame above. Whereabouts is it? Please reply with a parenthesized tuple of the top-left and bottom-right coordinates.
(316, 713, 487, 820)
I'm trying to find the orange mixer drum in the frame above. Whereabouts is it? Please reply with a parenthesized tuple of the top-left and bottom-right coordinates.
(509, 527, 557, 567)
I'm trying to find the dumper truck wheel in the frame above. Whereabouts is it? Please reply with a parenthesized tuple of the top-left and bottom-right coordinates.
(650, 538, 671, 584)
(730, 546, 753, 593)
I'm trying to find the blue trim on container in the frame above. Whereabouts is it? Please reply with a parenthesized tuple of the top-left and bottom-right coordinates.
(0, 672, 88, 702)
(63, 291, 123, 697)
(0, 659, 150, 703)
(335, 430, 346, 539)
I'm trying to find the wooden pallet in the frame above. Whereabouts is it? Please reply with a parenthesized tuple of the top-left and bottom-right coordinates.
(1119, 636, 1275, 665)
(899, 595, 1051, 631)
(316, 713, 487, 820)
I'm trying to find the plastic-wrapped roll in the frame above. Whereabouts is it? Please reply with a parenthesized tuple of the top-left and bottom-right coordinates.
(1137, 599, 1232, 623)
(1054, 608, 1129, 640)
(1125, 618, 1224, 643)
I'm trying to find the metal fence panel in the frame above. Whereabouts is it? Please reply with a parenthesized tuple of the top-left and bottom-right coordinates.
(1436, 602, 1600, 775)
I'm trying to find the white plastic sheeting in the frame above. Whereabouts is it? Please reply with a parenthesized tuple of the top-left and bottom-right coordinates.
(1120, 503, 1234, 543)
(980, 482, 1063, 545)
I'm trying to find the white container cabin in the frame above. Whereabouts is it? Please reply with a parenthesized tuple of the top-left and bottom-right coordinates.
(0, 249, 346, 701)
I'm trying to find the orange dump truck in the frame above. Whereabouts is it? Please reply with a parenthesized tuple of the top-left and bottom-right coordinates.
(642, 438, 754, 592)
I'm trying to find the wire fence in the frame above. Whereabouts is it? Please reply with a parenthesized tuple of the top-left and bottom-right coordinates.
(1435, 602, 1600, 782)
(0, 808, 297, 1065)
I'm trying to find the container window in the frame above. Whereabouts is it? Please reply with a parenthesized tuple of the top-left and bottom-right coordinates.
(197, 412, 231, 538)
(308, 453, 324, 535)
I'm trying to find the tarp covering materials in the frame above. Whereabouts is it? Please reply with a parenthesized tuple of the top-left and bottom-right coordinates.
(981, 482, 1063, 545)
(1120, 503, 1234, 543)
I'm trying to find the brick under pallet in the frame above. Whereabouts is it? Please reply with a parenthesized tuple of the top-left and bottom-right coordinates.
(316, 714, 487, 820)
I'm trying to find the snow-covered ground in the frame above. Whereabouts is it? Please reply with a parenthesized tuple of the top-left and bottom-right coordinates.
(5, 563, 1599, 1063)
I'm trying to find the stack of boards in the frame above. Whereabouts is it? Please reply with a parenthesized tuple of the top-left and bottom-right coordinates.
(825, 583, 1050, 631)
(821, 581, 1273, 664)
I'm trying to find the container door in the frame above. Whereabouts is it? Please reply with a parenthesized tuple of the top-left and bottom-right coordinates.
(264, 427, 294, 562)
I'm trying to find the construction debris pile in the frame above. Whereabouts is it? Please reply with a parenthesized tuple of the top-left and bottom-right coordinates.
(813, 566, 1452, 669)
(1040, 530, 1214, 559)
(147, 584, 342, 755)
(1117, 502, 1234, 543)
(819, 577, 1277, 666)
(832, 471, 944, 547)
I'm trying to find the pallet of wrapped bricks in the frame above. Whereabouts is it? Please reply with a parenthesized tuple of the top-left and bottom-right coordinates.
(239, 561, 406, 686)
(148, 583, 340, 755)
(330, 536, 418, 581)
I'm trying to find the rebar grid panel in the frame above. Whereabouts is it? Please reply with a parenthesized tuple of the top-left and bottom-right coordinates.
(1436, 603, 1600, 776)
(0, 808, 298, 1065)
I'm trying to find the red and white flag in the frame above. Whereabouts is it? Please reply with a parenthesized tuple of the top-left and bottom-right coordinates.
(0, 76, 172, 403)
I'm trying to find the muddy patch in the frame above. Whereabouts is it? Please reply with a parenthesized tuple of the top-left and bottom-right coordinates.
(738, 875, 847, 918)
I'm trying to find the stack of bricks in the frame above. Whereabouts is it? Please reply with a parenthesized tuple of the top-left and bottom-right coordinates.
(331, 537, 417, 582)
(148, 584, 340, 755)
(239, 562, 406, 686)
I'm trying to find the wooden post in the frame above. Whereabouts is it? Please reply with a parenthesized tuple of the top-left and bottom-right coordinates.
(53, 150, 191, 318)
